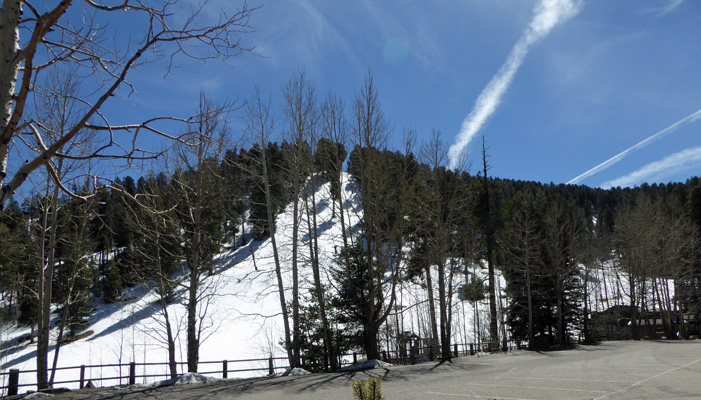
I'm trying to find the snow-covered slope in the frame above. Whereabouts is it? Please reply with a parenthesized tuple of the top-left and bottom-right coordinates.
(0, 172, 531, 393)
(1, 174, 365, 390)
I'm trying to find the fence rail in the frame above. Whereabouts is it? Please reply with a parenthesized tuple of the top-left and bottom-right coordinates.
(1, 341, 512, 397)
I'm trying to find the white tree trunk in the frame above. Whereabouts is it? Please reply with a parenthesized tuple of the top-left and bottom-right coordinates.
(0, 0, 23, 204)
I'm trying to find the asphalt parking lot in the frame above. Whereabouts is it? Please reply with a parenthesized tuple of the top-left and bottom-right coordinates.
(20, 340, 701, 399)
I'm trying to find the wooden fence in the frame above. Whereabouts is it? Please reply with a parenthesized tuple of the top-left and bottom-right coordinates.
(0, 356, 291, 397)
(1, 342, 513, 396)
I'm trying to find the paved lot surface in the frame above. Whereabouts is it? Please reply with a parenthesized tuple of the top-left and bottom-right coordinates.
(19, 340, 701, 399)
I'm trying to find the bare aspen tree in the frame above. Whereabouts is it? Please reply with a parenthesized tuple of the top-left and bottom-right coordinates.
(281, 69, 316, 367)
(424, 130, 449, 358)
(301, 129, 338, 370)
(245, 87, 294, 367)
(170, 93, 232, 372)
(409, 134, 438, 350)
(49, 184, 96, 385)
(664, 197, 695, 337)
(417, 129, 463, 360)
(31, 66, 92, 389)
(315, 93, 349, 369)
(346, 71, 399, 360)
(620, 195, 698, 339)
(145, 213, 181, 379)
(282, 74, 339, 371)
(319, 92, 350, 246)
(613, 194, 656, 340)
(0, 0, 255, 209)
(35, 179, 60, 389)
(121, 180, 181, 379)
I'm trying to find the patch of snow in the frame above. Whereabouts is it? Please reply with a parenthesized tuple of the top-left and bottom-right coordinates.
(23, 393, 55, 399)
(138, 372, 222, 388)
(171, 373, 222, 385)
(338, 359, 392, 372)
(272, 368, 311, 377)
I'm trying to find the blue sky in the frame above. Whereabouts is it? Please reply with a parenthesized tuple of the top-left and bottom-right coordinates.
(113, 0, 701, 188)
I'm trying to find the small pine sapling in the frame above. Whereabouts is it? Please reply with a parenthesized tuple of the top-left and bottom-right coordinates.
(367, 378, 384, 400)
(352, 377, 385, 400)
(352, 380, 367, 399)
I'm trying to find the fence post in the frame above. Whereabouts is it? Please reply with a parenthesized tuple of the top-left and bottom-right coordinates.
(223, 360, 228, 379)
(429, 346, 434, 361)
(268, 357, 274, 376)
(80, 365, 86, 388)
(8, 369, 19, 396)
(353, 352, 357, 364)
(382, 351, 387, 362)
(470, 343, 474, 355)
(454, 344, 458, 358)
(129, 362, 136, 385)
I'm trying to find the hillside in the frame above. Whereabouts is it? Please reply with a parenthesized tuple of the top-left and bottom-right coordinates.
(0, 171, 690, 393)
(0, 173, 494, 390)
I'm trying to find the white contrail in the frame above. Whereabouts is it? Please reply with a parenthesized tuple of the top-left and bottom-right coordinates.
(567, 108, 701, 184)
(600, 146, 701, 189)
(447, 0, 582, 169)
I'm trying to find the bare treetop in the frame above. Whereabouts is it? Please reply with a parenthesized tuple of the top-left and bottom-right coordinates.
(0, 0, 256, 208)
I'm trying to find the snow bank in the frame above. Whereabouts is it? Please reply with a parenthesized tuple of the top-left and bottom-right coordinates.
(138, 372, 222, 388)
(272, 368, 311, 377)
(338, 360, 392, 372)
(23, 393, 55, 399)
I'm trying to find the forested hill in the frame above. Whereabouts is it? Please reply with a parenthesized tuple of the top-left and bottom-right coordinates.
(494, 174, 701, 236)
(1, 132, 700, 390)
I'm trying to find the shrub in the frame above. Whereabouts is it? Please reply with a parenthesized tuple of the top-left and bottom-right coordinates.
(352, 377, 384, 400)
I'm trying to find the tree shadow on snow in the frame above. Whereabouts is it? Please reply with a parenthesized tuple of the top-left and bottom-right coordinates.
(86, 296, 176, 343)
(211, 239, 263, 274)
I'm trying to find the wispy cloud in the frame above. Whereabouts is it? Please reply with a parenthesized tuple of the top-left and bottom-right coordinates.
(662, 0, 686, 13)
(644, 0, 686, 16)
(600, 146, 701, 189)
(447, 0, 582, 169)
(567, 108, 701, 184)
(247, 0, 362, 74)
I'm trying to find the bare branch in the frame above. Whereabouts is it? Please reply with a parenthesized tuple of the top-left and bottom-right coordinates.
(0, 0, 256, 208)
